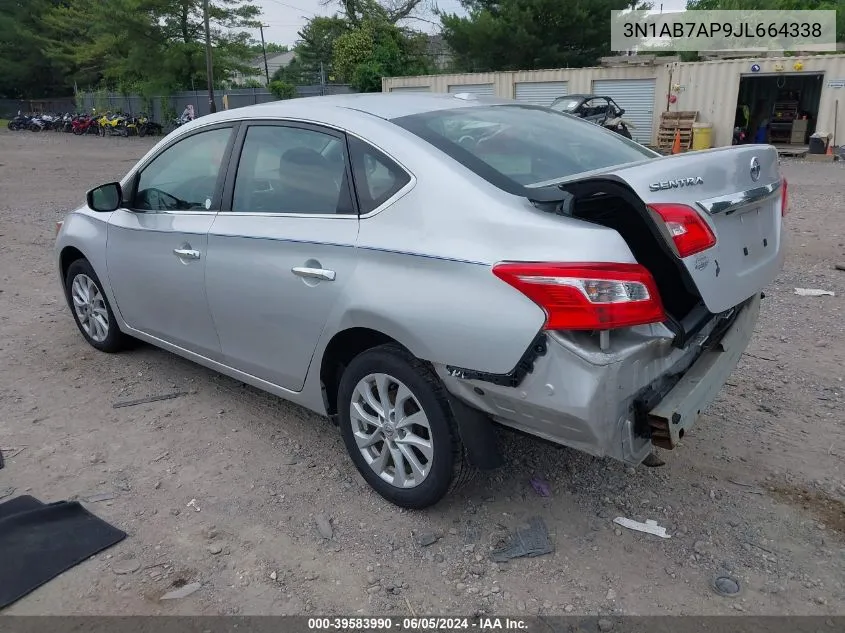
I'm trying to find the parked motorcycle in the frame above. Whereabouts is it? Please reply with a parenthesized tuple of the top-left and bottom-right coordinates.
(71, 114, 100, 135)
(97, 112, 129, 137)
(7, 112, 31, 131)
(56, 113, 74, 133)
(137, 113, 162, 137)
(28, 115, 48, 132)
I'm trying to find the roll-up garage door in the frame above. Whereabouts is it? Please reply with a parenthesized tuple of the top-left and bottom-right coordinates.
(514, 81, 568, 107)
(591, 78, 656, 144)
(447, 83, 495, 97)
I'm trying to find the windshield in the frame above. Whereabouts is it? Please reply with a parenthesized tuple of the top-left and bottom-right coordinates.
(549, 98, 582, 112)
(392, 104, 656, 193)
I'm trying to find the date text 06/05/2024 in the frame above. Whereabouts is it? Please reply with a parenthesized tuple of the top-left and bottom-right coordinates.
(306, 617, 529, 631)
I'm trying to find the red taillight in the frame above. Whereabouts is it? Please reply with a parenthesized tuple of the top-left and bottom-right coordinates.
(55, 220, 63, 235)
(492, 262, 665, 331)
(649, 203, 717, 258)
(781, 178, 788, 216)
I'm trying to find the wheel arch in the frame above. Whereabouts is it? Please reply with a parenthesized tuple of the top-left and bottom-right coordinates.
(318, 326, 413, 419)
(59, 245, 87, 286)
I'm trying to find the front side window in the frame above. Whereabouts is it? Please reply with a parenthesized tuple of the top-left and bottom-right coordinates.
(393, 105, 656, 193)
(134, 127, 232, 211)
(232, 125, 353, 215)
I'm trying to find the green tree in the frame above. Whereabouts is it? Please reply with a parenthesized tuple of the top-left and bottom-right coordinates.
(295, 16, 350, 82)
(268, 79, 297, 99)
(272, 56, 313, 84)
(333, 20, 430, 91)
(42, 0, 261, 93)
(0, 0, 74, 98)
(440, 0, 647, 72)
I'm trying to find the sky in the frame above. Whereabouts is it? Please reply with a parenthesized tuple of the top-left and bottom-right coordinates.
(250, 0, 469, 47)
(251, 0, 690, 48)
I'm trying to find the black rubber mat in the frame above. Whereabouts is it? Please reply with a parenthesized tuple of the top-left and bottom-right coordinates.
(0, 495, 127, 609)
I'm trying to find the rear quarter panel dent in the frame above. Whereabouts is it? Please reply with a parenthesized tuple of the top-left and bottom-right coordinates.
(332, 250, 546, 374)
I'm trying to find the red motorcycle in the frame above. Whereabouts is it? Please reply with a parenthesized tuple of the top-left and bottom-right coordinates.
(71, 115, 100, 136)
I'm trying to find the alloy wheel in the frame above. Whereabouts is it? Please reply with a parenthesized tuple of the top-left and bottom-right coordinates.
(349, 373, 434, 489)
(71, 273, 109, 343)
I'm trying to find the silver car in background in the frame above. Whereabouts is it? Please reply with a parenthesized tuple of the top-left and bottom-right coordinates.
(56, 93, 787, 508)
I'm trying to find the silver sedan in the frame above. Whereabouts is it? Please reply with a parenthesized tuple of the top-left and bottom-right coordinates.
(56, 93, 786, 508)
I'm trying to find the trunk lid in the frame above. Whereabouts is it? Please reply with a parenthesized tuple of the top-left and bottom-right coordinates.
(558, 145, 785, 314)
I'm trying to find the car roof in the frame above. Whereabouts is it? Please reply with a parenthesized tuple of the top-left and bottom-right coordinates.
(555, 94, 603, 100)
(196, 92, 516, 125)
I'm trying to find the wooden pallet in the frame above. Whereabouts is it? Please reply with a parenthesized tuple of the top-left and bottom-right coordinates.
(657, 110, 699, 152)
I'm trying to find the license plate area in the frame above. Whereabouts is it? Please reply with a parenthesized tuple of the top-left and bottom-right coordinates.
(731, 205, 771, 261)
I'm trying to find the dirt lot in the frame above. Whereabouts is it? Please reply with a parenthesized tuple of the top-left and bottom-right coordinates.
(0, 130, 843, 616)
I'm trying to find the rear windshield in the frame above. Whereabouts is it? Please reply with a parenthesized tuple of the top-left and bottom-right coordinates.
(392, 104, 656, 194)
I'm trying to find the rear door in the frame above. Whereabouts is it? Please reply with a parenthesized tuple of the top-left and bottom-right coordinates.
(611, 145, 785, 313)
(204, 121, 360, 392)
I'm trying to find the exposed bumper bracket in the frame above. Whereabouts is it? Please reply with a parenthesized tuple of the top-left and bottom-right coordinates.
(648, 294, 761, 449)
(446, 332, 547, 388)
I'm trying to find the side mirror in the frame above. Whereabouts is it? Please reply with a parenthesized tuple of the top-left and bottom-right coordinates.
(87, 182, 123, 212)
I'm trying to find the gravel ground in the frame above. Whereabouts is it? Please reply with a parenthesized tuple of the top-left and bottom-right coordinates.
(0, 131, 843, 616)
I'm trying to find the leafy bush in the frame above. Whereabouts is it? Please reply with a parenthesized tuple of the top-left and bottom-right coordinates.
(268, 80, 297, 100)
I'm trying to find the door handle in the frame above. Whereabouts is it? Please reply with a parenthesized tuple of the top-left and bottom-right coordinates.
(173, 248, 201, 260)
(291, 266, 336, 281)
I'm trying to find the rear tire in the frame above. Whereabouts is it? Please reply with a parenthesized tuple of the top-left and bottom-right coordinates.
(64, 259, 131, 353)
(337, 343, 471, 509)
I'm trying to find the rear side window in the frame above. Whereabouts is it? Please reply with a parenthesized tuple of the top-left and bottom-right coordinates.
(348, 136, 411, 214)
(231, 124, 354, 215)
(392, 105, 656, 195)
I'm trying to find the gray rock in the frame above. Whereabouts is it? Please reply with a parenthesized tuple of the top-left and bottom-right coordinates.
(160, 582, 201, 600)
(314, 514, 333, 539)
(207, 544, 222, 555)
(816, 596, 827, 605)
(605, 588, 617, 601)
(598, 619, 614, 632)
(564, 605, 574, 613)
(112, 559, 141, 575)
(85, 492, 116, 503)
(418, 532, 438, 547)
(694, 541, 709, 555)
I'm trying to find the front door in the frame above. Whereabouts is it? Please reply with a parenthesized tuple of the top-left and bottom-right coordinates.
(105, 124, 236, 359)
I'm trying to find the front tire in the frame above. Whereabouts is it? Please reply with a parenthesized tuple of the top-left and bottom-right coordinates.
(337, 344, 470, 509)
(64, 259, 130, 353)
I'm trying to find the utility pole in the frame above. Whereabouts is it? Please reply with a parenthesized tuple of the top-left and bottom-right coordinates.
(203, 0, 217, 114)
(258, 24, 270, 85)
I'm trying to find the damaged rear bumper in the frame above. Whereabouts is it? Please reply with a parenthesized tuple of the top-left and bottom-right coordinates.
(435, 293, 761, 464)
(647, 293, 760, 449)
